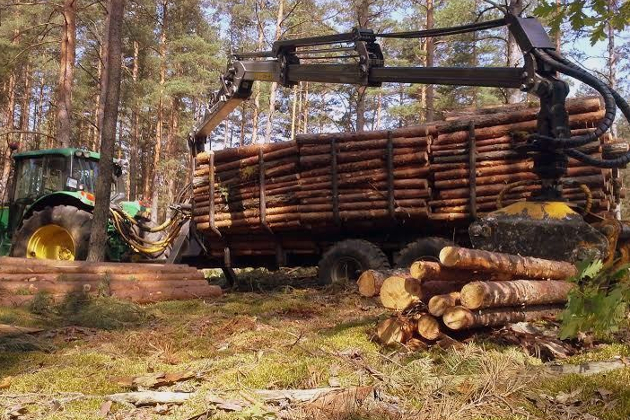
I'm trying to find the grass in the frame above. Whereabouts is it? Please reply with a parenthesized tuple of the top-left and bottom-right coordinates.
(0, 278, 629, 419)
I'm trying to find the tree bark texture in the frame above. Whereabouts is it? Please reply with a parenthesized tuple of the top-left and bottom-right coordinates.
(86, 0, 125, 261)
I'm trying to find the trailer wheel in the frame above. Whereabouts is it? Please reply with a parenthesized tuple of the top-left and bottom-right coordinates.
(11, 205, 92, 261)
(318, 239, 390, 285)
(394, 237, 452, 268)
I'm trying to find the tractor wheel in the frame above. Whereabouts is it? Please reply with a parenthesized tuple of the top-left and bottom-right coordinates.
(318, 239, 390, 285)
(394, 237, 452, 268)
(11, 205, 92, 261)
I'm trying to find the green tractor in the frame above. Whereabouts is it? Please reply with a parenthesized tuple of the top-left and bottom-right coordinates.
(0, 147, 160, 261)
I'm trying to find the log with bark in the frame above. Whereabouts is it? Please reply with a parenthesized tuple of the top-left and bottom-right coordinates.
(442, 305, 562, 330)
(357, 269, 410, 297)
(459, 280, 575, 310)
(379, 273, 469, 311)
(0, 257, 222, 305)
(439, 246, 577, 280)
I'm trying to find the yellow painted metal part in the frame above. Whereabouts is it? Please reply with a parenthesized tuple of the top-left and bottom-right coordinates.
(26, 225, 75, 260)
(492, 201, 577, 220)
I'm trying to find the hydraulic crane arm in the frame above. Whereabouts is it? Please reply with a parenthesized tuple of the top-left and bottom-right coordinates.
(192, 15, 545, 141)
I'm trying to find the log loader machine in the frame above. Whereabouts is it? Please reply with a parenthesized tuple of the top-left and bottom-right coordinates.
(187, 12, 630, 268)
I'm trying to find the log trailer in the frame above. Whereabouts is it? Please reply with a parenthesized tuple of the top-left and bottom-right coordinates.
(181, 13, 630, 283)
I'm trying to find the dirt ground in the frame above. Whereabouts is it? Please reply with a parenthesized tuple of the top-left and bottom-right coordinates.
(1, 269, 630, 420)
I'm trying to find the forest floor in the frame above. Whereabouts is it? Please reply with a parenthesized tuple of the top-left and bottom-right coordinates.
(0, 269, 630, 420)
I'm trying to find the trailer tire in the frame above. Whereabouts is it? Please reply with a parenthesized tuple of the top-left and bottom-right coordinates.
(11, 205, 92, 261)
(318, 239, 390, 285)
(394, 237, 452, 268)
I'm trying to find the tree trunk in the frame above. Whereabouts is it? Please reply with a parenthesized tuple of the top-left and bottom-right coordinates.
(264, 0, 285, 144)
(129, 40, 140, 200)
(506, 0, 523, 104)
(87, 0, 125, 261)
(251, 0, 265, 144)
(33, 73, 46, 149)
(18, 64, 32, 146)
(459, 280, 574, 310)
(56, 0, 77, 147)
(425, 0, 435, 121)
(151, 0, 168, 223)
(290, 84, 298, 140)
(239, 103, 246, 147)
(92, 45, 103, 150)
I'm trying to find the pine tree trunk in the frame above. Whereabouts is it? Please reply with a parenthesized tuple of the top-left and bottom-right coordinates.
(290, 84, 298, 140)
(33, 73, 46, 149)
(129, 40, 140, 200)
(506, 0, 523, 104)
(239, 103, 246, 147)
(251, 0, 265, 144)
(425, 0, 435, 121)
(302, 82, 309, 133)
(56, 0, 77, 148)
(92, 46, 103, 150)
(264, 0, 285, 144)
(18, 64, 32, 148)
(87, 0, 125, 261)
(151, 0, 168, 223)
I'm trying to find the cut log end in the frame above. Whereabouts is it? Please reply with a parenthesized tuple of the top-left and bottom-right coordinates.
(428, 292, 460, 317)
(376, 316, 415, 345)
(459, 282, 485, 310)
(417, 314, 441, 341)
(379, 276, 423, 311)
(442, 306, 475, 330)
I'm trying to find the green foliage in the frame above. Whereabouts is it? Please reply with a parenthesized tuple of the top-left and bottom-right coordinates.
(534, 0, 630, 44)
(560, 260, 630, 340)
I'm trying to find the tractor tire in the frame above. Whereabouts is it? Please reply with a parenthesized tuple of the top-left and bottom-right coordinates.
(11, 205, 92, 261)
(318, 239, 390, 285)
(394, 237, 452, 268)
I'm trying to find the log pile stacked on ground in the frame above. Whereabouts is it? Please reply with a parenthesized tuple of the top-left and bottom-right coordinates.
(358, 246, 576, 345)
(192, 97, 620, 258)
(0, 257, 222, 306)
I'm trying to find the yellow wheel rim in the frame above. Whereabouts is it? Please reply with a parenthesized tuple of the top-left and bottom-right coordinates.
(27, 225, 76, 260)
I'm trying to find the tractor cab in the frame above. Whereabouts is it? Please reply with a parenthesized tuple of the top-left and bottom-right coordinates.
(0, 148, 148, 260)
(7, 149, 97, 232)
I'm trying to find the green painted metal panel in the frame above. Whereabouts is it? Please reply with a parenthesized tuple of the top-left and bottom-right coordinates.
(13, 148, 100, 160)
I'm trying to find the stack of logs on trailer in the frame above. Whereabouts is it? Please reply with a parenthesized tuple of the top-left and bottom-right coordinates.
(191, 97, 623, 263)
(358, 246, 577, 345)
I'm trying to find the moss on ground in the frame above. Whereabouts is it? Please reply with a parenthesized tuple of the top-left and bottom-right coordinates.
(0, 286, 629, 419)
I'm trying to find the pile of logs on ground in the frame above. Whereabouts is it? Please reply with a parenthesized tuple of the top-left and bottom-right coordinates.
(358, 246, 576, 345)
(0, 257, 222, 306)
(192, 97, 621, 258)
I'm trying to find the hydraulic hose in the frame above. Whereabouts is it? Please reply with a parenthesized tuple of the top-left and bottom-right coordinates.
(530, 49, 617, 149)
(544, 49, 630, 168)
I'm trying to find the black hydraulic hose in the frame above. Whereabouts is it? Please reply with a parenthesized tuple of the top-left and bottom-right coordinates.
(530, 49, 617, 149)
(376, 18, 506, 39)
(546, 49, 630, 168)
